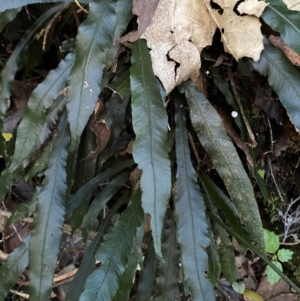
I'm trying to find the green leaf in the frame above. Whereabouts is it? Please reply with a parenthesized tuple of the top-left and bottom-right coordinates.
(154, 209, 180, 301)
(66, 159, 134, 215)
(207, 229, 221, 286)
(67, 0, 132, 151)
(257, 169, 265, 179)
(0, 235, 30, 299)
(174, 99, 214, 301)
(25, 140, 54, 181)
(137, 238, 158, 301)
(107, 70, 130, 99)
(29, 114, 70, 300)
(200, 172, 239, 219)
(11, 53, 74, 171)
(79, 189, 144, 301)
(262, 0, 300, 54)
(264, 229, 280, 254)
(66, 194, 127, 301)
(130, 39, 171, 259)
(202, 174, 237, 283)
(277, 248, 293, 263)
(0, 8, 21, 32)
(200, 172, 251, 254)
(214, 224, 237, 283)
(81, 171, 130, 240)
(182, 80, 265, 252)
(232, 281, 245, 294)
(70, 125, 97, 233)
(114, 226, 144, 301)
(266, 261, 282, 285)
(251, 38, 300, 132)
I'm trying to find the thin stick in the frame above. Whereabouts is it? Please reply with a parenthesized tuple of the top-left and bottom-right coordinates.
(43, 3, 71, 50)
(73, 0, 88, 14)
(267, 157, 285, 204)
(10, 289, 29, 299)
(267, 117, 274, 154)
(227, 66, 257, 147)
(188, 132, 201, 173)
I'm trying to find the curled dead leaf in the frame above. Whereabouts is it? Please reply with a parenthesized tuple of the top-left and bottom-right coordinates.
(141, 0, 267, 94)
(83, 121, 111, 160)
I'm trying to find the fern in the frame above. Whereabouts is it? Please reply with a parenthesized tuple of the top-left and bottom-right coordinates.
(79, 189, 144, 301)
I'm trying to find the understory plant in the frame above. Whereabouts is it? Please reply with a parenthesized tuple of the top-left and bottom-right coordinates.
(0, 0, 300, 300)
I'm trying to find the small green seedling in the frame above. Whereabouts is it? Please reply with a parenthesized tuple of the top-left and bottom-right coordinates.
(264, 229, 294, 285)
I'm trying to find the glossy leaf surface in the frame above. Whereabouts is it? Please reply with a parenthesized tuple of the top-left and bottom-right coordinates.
(174, 99, 214, 301)
(251, 38, 300, 132)
(29, 114, 70, 300)
(183, 80, 265, 252)
(79, 189, 144, 301)
(130, 39, 171, 259)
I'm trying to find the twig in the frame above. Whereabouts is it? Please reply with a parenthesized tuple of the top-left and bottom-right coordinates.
(267, 157, 285, 203)
(188, 132, 201, 173)
(73, 0, 88, 14)
(43, 3, 71, 50)
(9, 289, 29, 299)
(54, 269, 77, 283)
(227, 66, 257, 147)
(265, 117, 274, 154)
(279, 196, 300, 243)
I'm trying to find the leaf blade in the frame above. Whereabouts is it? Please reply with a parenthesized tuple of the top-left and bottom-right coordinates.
(79, 189, 144, 301)
(29, 114, 70, 300)
(130, 39, 171, 259)
(251, 38, 300, 132)
(262, 0, 300, 54)
(67, 0, 132, 151)
(183, 80, 265, 252)
(174, 99, 215, 301)
(0, 235, 30, 299)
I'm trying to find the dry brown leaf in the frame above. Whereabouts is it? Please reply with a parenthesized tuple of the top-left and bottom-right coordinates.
(83, 121, 111, 160)
(118, 0, 160, 43)
(237, 0, 268, 17)
(282, 0, 300, 10)
(257, 276, 290, 300)
(142, 0, 267, 93)
(207, 0, 267, 61)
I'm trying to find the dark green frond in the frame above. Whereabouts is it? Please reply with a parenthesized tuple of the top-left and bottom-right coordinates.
(81, 171, 130, 240)
(154, 209, 180, 301)
(174, 99, 214, 301)
(0, 235, 30, 299)
(66, 194, 127, 301)
(79, 189, 144, 301)
(182, 80, 265, 252)
(66, 0, 132, 151)
(251, 38, 300, 132)
(130, 39, 171, 259)
(137, 238, 158, 301)
(29, 114, 70, 300)
(263, 0, 300, 54)
(66, 159, 134, 215)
